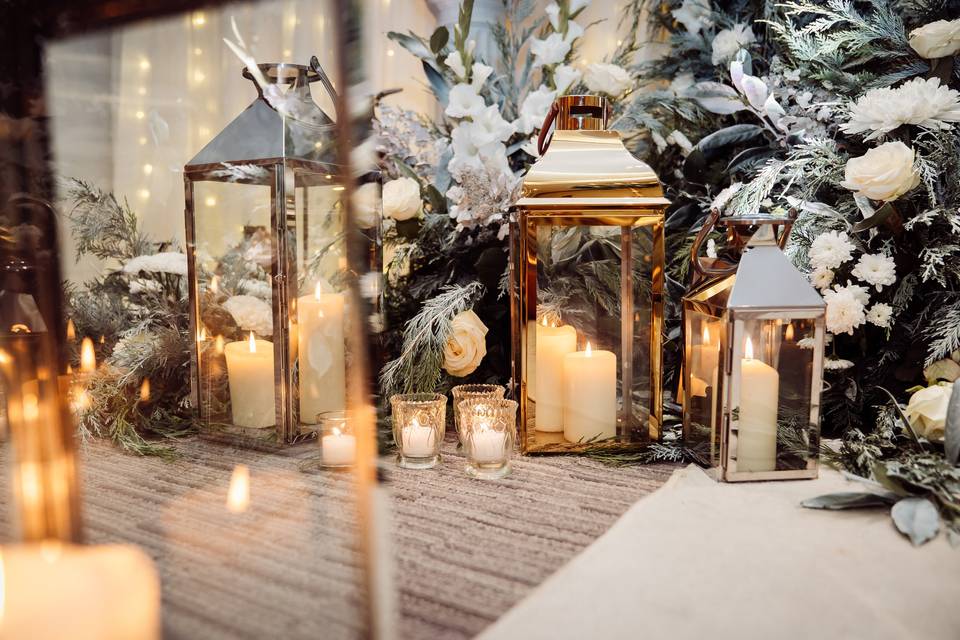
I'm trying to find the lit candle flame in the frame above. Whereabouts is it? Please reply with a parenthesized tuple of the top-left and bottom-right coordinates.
(10, 323, 30, 333)
(210, 275, 220, 294)
(541, 317, 548, 327)
(703, 325, 711, 344)
(66, 363, 73, 375)
(332, 426, 342, 437)
(314, 281, 324, 300)
(22, 393, 39, 422)
(0, 349, 10, 365)
(80, 337, 96, 372)
(785, 323, 794, 341)
(66, 318, 76, 341)
(215, 335, 225, 355)
(139, 378, 151, 402)
(226, 464, 250, 513)
(585, 341, 592, 357)
(99, 335, 105, 345)
(248, 332, 256, 353)
(745, 336, 754, 360)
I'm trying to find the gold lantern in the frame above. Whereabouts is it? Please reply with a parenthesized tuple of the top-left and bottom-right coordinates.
(682, 211, 826, 481)
(509, 95, 669, 454)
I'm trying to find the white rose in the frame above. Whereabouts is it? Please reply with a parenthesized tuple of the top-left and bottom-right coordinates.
(530, 32, 570, 67)
(923, 359, 960, 384)
(904, 382, 953, 441)
(442, 309, 488, 377)
(583, 62, 632, 96)
(711, 23, 755, 65)
(840, 141, 920, 202)
(382, 178, 421, 221)
(909, 19, 960, 59)
(351, 182, 381, 229)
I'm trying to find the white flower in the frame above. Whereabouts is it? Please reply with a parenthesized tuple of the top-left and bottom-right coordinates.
(670, 72, 695, 95)
(563, 19, 584, 45)
(237, 278, 271, 300)
(442, 309, 488, 377)
(554, 64, 581, 94)
(243, 241, 272, 268)
(666, 130, 693, 154)
(445, 83, 485, 119)
(471, 104, 515, 144)
(841, 77, 960, 140)
(710, 182, 741, 212)
(352, 182, 381, 229)
(448, 122, 508, 176)
(223, 295, 273, 336)
(445, 51, 467, 78)
(842, 282, 871, 306)
(866, 302, 893, 328)
(545, 1, 561, 30)
(904, 382, 953, 441)
(711, 23, 755, 65)
(851, 253, 896, 291)
(739, 74, 768, 110)
(810, 267, 834, 290)
(840, 141, 920, 202)
(531, 32, 570, 67)
(583, 63, 632, 96)
(824, 357, 854, 371)
(382, 177, 421, 221)
(128, 277, 162, 294)
(471, 62, 493, 89)
(809, 230, 855, 270)
(672, 0, 711, 34)
(909, 19, 960, 59)
(123, 251, 188, 276)
(706, 238, 717, 259)
(822, 285, 866, 335)
(924, 359, 960, 384)
(515, 85, 557, 134)
(797, 337, 816, 350)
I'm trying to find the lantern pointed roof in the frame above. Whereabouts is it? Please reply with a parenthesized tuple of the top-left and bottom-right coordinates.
(728, 228, 825, 310)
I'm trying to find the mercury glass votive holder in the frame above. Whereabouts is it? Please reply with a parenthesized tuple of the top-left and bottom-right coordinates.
(459, 399, 517, 480)
(451, 384, 506, 444)
(317, 411, 356, 469)
(390, 393, 446, 469)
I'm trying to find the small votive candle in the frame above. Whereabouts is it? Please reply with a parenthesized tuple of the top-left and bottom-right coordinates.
(459, 398, 517, 480)
(318, 411, 356, 468)
(391, 393, 446, 469)
(451, 384, 505, 444)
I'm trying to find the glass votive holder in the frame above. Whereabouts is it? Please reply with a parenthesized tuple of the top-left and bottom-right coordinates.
(318, 411, 356, 469)
(459, 398, 517, 480)
(451, 384, 505, 444)
(390, 393, 446, 469)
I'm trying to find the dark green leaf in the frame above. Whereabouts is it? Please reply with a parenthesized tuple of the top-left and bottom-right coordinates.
(394, 161, 422, 186)
(429, 26, 449, 54)
(727, 146, 777, 174)
(421, 61, 450, 105)
(872, 462, 911, 496)
(387, 31, 433, 60)
(946, 382, 960, 465)
(695, 124, 765, 154)
(458, 0, 475, 47)
(852, 202, 901, 233)
(394, 218, 421, 240)
(891, 497, 940, 546)
(801, 492, 897, 510)
(424, 184, 447, 215)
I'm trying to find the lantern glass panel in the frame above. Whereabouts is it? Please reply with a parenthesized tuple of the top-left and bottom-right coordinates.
(728, 315, 819, 476)
(682, 305, 723, 465)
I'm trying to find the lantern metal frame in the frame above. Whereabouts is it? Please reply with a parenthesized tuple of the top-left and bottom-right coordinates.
(682, 212, 826, 481)
(510, 95, 669, 454)
(183, 62, 380, 447)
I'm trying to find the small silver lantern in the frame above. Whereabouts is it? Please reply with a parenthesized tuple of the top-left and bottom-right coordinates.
(682, 212, 826, 481)
(183, 62, 381, 446)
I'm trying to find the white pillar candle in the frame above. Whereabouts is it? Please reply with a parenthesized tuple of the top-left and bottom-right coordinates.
(534, 321, 577, 432)
(322, 427, 357, 467)
(737, 336, 780, 472)
(0, 543, 160, 640)
(562, 342, 617, 443)
(690, 323, 720, 384)
(400, 418, 437, 457)
(224, 332, 276, 429)
(470, 425, 508, 464)
(297, 284, 346, 423)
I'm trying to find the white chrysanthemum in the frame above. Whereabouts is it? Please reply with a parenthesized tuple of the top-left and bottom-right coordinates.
(223, 295, 273, 336)
(810, 267, 834, 290)
(123, 251, 188, 276)
(797, 337, 816, 350)
(824, 357, 854, 371)
(808, 230, 855, 270)
(445, 83, 485, 119)
(841, 77, 960, 140)
(866, 303, 893, 328)
(823, 285, 866, 335)
(851, 253, 896, 291)
(842, 282, 871, 306)
(711, 23, 754, 65)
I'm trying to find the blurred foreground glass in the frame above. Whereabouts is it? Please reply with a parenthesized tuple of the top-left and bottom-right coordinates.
(458, 398, 516, 479)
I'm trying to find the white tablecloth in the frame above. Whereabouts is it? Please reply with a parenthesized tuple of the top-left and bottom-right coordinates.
(480, 465, 960, 640)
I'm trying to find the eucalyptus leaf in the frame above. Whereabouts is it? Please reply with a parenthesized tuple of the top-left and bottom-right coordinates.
(891, 497, 940, 546)
(430, 26, 449, 54)
(421, 61, 450, 106)
(945, 382, 960, 465)
(434, 147, 453, 193)
(801, 492, 897, 510)
(394, 161, 422, 186)
(387, 31, 433, 60)
(691, 82, 746, 115)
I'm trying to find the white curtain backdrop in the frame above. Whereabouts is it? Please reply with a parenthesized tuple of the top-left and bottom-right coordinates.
(46, 0, 436, 281)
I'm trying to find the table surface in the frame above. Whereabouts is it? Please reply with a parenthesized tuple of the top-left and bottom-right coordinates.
(0, 433, 674, 639)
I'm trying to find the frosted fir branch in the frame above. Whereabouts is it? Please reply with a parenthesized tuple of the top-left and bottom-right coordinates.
(726, 158, 786, 216)
(380, 281, 484, 397)
(924, 297, 960, 366)
(62, 177, 152, 262)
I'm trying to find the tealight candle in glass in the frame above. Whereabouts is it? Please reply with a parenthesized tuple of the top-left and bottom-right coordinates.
(318, 411, 356, 469)
(390, 393, 446, 469)
(459, 399, 517, 480)
(451, 384, 506, 444)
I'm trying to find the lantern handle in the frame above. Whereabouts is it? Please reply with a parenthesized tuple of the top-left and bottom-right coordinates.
(691, 208, 736, 278)
(536, 101, 560, 157)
